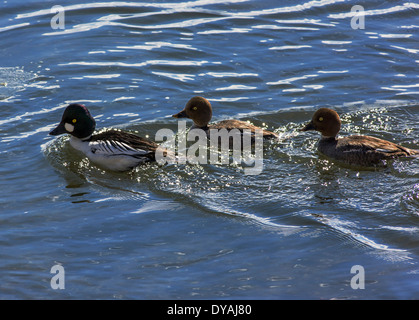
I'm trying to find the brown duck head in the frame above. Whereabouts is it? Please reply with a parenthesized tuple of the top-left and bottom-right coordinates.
(301, 108, 341, 138)
(172, 96, 213, 128)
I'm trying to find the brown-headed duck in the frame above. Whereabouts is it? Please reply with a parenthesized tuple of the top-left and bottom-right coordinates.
(172, 96, 278, 140)
(301, 107, 419, 167)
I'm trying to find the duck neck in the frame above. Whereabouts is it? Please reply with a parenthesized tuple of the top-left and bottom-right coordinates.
(69, 135, 90, 153)
(191, 124, 209, 132)
(81, 135, 93, 142)
(321, 135, 337, 141)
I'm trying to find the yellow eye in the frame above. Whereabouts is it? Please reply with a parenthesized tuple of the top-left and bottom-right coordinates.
(193, 106, 198, 111)
(318, 117, 323, 122)
(72, 119, 77, 123)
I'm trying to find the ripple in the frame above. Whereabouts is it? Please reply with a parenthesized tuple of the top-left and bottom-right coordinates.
(117, 42, 200, 51)
(198, 27, 251, 35)
(233, 0, 346, 17)
(13, 1, 250, 37)
(254, 24, 319, 31)
(152, 72, 195, 82)
(321, 40, 352, 45)
(10, 0, 350, 39)
(215, 84, 257, 91)
(319, 214, 408, 254)
(0, 22, 30, 33)
(269, 45, 312, 51)
(82, 74, 121, 79)
(210, 97, 250, 102)
(275, 18, 335, 27)
(379, 34, 413, 39)
(329, 3, 419, 19)
(14, 0, 249, 19)
(112, 96, 136, 102)
(267, 74, 318, 86)
(205, 72, 259, 78)
(390, 45, 419, 55)
(317, 70, 348, 74)
(382, 84, 419, 93)
(401, 184, 419, 214)
(60, 59, 212, 68)
(0, 104, 62, 126)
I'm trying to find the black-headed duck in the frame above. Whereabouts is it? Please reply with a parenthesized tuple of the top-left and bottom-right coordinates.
(49, 104, 158, 171)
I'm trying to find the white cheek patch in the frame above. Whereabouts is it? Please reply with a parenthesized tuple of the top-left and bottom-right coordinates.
(64, 122, 75, 133)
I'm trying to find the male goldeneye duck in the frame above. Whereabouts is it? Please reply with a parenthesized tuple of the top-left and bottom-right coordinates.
(301, 107, 419, 167)
(172, 96, 279, 140)
(49, 103, 158, 171)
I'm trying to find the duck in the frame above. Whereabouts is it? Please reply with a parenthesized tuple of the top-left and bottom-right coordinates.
(301, 107, 419, 167)
(172, 96, 279, 140)
(49, 103, 158, 171)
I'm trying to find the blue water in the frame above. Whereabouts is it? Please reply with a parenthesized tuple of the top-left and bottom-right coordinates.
(1, 0, 419, 299)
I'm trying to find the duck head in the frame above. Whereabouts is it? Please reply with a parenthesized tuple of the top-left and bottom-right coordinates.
(172, 96, 213, 128)
(49, 104, 96, 140)
(301, 108, 341, 138)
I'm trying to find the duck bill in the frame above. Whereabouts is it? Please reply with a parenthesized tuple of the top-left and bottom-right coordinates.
(49, 121, 67, 136)
(172, 109, 189, 119)
(301, 121, 316, 132)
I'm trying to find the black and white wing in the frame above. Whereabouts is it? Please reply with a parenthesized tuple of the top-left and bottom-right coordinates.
(90, 129, 158, 160)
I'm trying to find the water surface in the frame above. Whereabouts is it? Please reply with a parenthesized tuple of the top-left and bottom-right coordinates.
(1, 0, 419, 299)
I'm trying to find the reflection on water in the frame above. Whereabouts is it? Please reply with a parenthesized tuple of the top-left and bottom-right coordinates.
(1, 0, 419, 299)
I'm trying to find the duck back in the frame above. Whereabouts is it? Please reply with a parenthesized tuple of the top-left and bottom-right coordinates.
(318, 135, 419, 167)
(209, 120, 278, 139)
